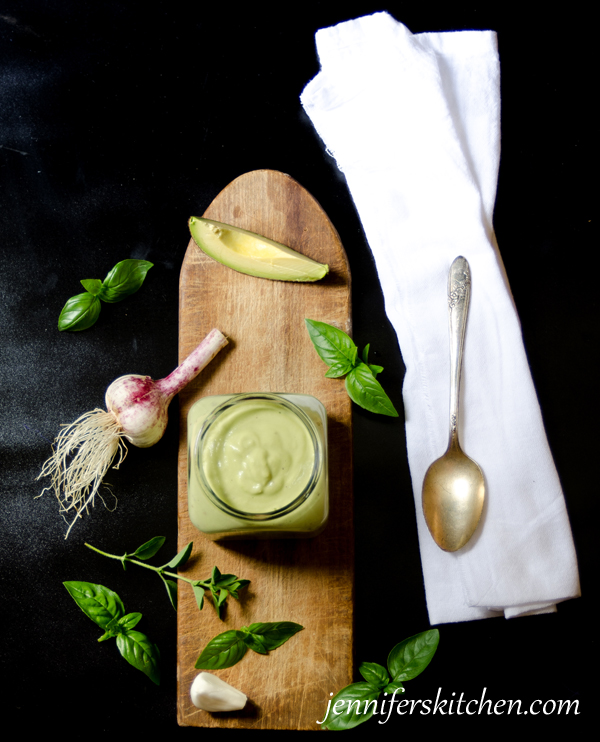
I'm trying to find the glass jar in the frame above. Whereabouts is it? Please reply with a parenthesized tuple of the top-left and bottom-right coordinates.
(187, 393, 328, 539)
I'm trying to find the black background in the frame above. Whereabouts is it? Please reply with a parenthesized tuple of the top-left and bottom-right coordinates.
(1, 2, 594, 735)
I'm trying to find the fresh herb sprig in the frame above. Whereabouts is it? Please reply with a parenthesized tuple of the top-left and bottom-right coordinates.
(64, 581, 161, 685)
(319, 630, 439, 731)
(85, 536, 249, 618)
(195, 622, 304, 670)
(305, 319, 399, 417)
(58, 258, 153, 331)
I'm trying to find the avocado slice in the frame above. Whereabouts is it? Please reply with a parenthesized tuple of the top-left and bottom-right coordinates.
(188, 217, 329, 282)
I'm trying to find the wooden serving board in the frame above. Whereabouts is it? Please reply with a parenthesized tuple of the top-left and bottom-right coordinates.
(176, 170, 353, 730)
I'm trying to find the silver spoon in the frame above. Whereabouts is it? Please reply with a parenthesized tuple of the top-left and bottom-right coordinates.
(422, 256, 485, 552)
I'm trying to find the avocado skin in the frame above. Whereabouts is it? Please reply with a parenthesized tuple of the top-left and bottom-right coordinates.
(188, 217, 329, 282)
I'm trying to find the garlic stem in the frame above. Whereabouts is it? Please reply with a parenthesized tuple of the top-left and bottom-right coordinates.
(156, 328, 229, 400)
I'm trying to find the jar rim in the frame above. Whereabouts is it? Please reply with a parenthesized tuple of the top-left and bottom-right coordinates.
(194, 393, 323, 521)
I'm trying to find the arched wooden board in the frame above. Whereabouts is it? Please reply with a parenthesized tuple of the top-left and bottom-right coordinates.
(176, 170, 353, 730)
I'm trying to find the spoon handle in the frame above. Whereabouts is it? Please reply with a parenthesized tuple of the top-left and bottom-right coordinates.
(448, 256, 471, 444)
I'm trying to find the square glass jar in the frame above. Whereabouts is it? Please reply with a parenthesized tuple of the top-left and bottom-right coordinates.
(187, 393, 329, 539)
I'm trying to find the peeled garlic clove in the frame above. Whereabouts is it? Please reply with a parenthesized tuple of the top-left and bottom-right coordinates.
(190, 672, 247, 712)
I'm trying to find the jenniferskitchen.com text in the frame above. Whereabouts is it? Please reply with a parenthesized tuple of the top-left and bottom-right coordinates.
(317, 687, 580, 725)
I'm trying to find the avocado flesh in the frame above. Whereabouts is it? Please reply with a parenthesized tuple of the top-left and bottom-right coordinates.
(189, 217, 329, 282)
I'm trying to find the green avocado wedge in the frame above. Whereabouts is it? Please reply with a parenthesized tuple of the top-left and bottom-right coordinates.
(188, 217, 329, 282)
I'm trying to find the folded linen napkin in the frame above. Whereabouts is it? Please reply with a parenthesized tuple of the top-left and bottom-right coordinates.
(301, 12, 580, 624)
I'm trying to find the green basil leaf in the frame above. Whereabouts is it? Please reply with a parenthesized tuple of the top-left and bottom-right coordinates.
(305, 319, 358, 369)
(217, 589, 228, 607)
(80, 278, 102, 296)
(387, 629, 440, 682)
(163, 578, 178, 611)
(324, 360, 355, 378)
(227, 579, 250, 600)
(359, 661, 390, 689)
(211, 565, 221, 583)
(116, 630, 160, 685)
(99, 259, 153, 303)
(362, 343, 370, 364)
(192, 584, 205, 611)
(164, 541, 193, 570)
(368, 364, 384, 378)
(212, 573, 241, 588)
(117, 612, 143, 631)
(244, 621, 304, 651)
(63, 581, 125, 629)
(58, 292, 101, 331)
(384, 680, 405, 695)
(195, 630, 248, 670)
(243, 632, 268, 655)
(320, 682, 381, 731)
(130, 536, 165, 560)
(345, 363, 399, 417)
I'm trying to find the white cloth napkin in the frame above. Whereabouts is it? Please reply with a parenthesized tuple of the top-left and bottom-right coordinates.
(301, 12, 580, 624)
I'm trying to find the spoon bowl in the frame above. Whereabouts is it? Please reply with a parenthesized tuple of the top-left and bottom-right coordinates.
(423, 441, 485, 552)
(422, 256, 485, 551)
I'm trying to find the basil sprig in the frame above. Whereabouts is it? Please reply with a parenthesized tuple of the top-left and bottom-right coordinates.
(195, 622, 304, 670)
(86, 537, 249, 618)
(319, 630, 439, 731)
(64, 581, 160, 685)
(305, 319, 398, 417)
(58, 258, 153, 331)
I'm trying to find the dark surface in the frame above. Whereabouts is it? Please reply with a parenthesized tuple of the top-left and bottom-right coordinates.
(1, 2, 593, 735)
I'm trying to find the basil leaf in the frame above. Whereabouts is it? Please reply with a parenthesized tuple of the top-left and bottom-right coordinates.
(362, 344, 384, 376)
(345, 363, 399, 417)
(212, 573, 241, 588)
(359, 662, 389, 689)
(245, 621, 304, 651)
(192, 584, 205, 611)
(116, 630, 160, 685)
(305, 319, 358, 369)
(387, 629, 440, 682)
(195, 630, 248, 670)
(384, 679, 405, 694)
(164, 541, 193, 570)
(217, 589, 228, 608)
(63, 581, 124, 629)
(80, 278, 102, 296)
(324, 360, 355, 378)
(163, 578, 178, 610)
(58, 292, 101, 331)
(320, 682, 381, 731)
(130, 536, 165, 561)
(117, 612, 143, 632)
(243, 632, 268, 654)
(227, 579, 250, 600)
(99, 259, 153, 303)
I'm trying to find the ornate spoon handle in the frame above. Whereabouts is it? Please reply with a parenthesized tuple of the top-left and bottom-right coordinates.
(448, 256, 471, 445)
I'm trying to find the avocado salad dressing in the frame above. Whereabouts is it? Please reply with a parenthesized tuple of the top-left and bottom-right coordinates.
(202, 400, 314, 513)
(188, 393, 329, 539)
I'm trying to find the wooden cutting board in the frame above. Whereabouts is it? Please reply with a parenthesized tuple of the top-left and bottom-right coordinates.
(176, 170, 353, 730)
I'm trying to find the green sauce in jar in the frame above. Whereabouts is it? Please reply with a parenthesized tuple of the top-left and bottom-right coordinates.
(202, 399, 314, 514)
(188, 393, 328, 539)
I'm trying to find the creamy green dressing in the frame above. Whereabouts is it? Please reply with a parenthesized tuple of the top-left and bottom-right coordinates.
(187, 393, 328, 539)
(202, 400, 314, 513)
